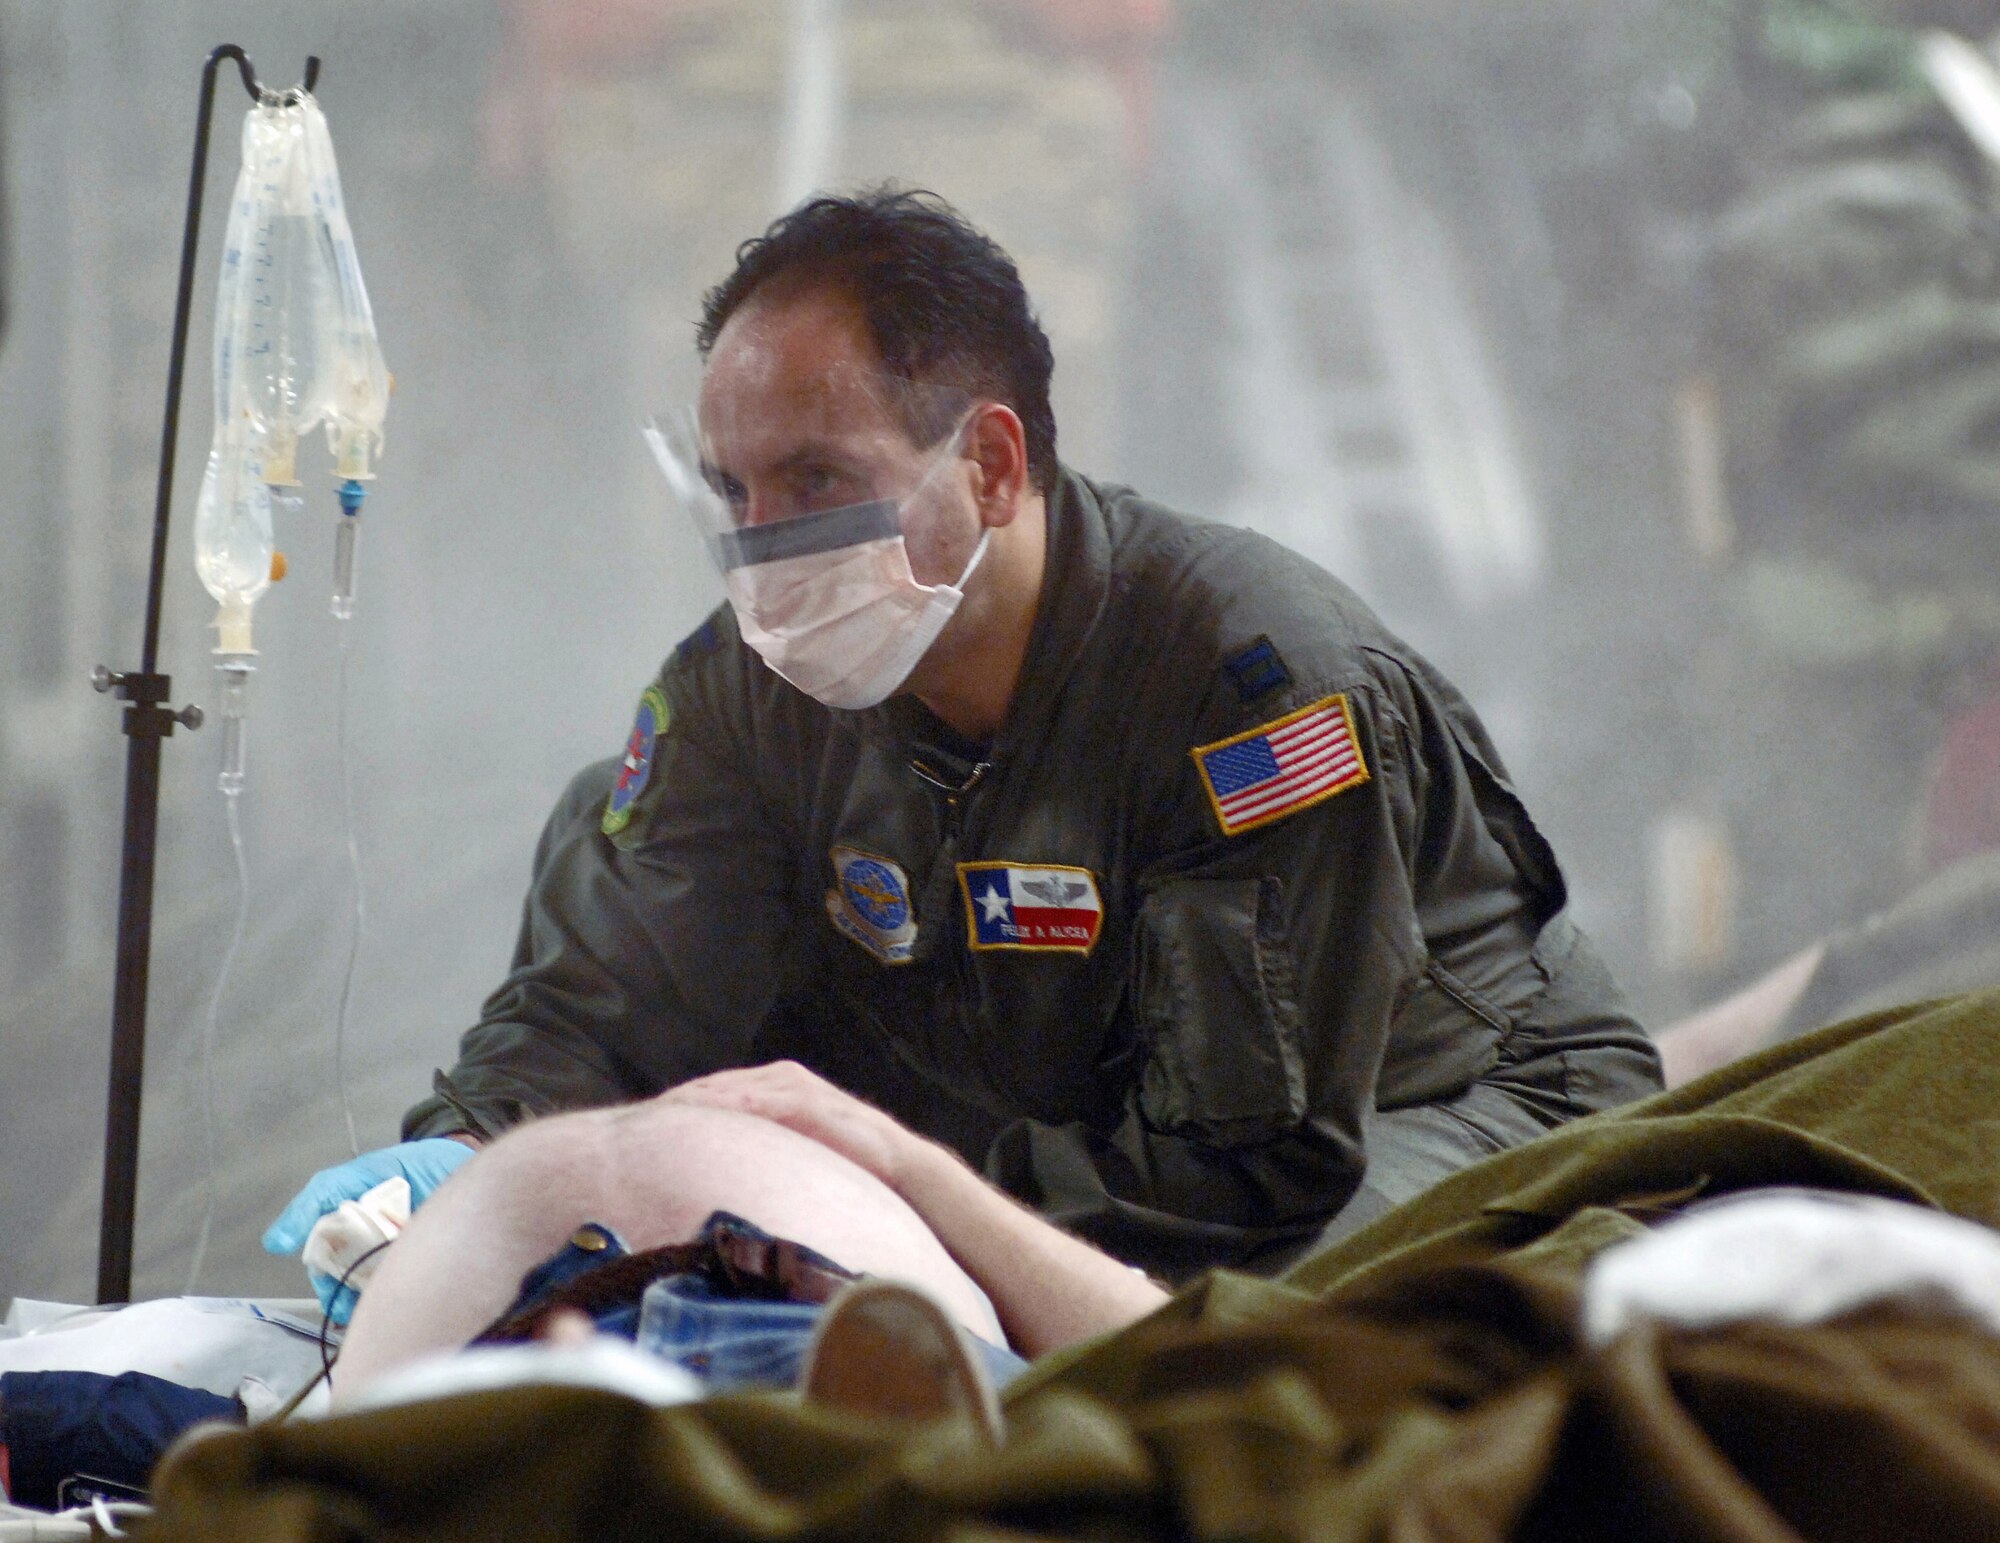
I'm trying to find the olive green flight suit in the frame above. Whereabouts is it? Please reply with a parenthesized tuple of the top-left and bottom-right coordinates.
(405, 471, 1660, 1280)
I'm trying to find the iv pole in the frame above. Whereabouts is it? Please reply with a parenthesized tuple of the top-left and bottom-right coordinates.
(91, 44, 321, 1306)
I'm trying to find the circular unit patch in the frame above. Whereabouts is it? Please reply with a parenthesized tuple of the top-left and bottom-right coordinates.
(825, 846, 918, 965)
(602, 684, 670, 836)
(841, 856, 911, 932)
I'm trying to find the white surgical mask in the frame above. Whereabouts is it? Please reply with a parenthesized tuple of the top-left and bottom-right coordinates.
(643, 385, 987, 710)
(722, 501, 990, 709)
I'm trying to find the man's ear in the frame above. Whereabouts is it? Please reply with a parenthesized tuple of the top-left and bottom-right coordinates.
(965, 403, 1029, 527)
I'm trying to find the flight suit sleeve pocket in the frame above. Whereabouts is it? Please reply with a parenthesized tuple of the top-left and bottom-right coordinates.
(1135, 876, 1309, 1145)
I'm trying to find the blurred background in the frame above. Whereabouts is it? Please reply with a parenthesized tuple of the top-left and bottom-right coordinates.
(7, 0, 2000, 1302)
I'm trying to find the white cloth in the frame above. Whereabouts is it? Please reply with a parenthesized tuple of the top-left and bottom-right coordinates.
(0, 1297, 328, 1413)
(0, 1496, 149, 1541)
(1582, 1188, 2000, 1346)
(341, 1336, 702, 1415)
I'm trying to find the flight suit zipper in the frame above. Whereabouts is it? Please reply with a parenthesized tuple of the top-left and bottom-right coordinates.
(907, 751, 995, 1099)
(907, 754, 989, 841)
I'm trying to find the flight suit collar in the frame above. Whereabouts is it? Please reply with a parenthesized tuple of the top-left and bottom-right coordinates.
(866, 466, 1114, 769)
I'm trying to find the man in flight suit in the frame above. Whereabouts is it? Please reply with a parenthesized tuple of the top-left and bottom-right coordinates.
(269, 190, 1660, 1301)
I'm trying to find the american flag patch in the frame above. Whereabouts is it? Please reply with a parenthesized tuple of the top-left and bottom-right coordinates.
(1192, 694, 1369, 837)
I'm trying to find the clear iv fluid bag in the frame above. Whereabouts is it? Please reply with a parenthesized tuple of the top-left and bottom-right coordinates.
(301, 98, 389, 479)
(200, 104, 283, 654)
(219, 101, 339, 485)
(245, 209, 337, 483)
(194, 90, 388, 655)
(194, 443, 273, 642)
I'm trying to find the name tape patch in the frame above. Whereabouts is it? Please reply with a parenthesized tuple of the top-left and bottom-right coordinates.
(959, 862, 1104, 955)
(602, 684, 670, 836)
(1192, 693, 1369, 837)
(826, 846, 918, 965)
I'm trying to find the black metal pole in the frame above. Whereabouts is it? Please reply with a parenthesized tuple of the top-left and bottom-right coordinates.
(94, 44, 320, 1307)
(97, 697, 172, 1305)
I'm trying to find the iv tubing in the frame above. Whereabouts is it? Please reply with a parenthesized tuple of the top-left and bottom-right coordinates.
(332, 475, 367, 1157)
(333, 620, 364, 1159)
(186, 784, 250, 1295)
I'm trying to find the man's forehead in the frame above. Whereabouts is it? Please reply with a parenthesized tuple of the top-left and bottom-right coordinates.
(701, 284, 887, 412)
(699, 382, 906, 469)
(697, 283, 968, 463)
(700, 363, 897, 439)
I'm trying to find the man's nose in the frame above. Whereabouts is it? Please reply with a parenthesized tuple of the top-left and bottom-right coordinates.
(740, 489, 784, 528)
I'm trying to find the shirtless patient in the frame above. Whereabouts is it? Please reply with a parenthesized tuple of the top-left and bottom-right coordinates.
(332, 1061, 1169, 1405)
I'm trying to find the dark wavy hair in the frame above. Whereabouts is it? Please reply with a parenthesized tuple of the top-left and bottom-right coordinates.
(697, 188, 1058, 494)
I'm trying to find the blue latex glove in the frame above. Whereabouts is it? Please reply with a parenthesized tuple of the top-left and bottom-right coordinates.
(305, 1263, 365, 1327)
(263, 1138, 476, 1324)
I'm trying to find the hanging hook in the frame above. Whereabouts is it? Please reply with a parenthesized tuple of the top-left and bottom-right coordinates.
(209, 43, 322, 106)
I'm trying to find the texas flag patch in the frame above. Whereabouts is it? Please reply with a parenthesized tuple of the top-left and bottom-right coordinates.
(958, 863, 1104, 955)
(1192, 693, 1370, 837)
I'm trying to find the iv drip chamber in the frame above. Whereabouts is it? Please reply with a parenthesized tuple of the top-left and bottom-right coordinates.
(214, 655, 256, 796)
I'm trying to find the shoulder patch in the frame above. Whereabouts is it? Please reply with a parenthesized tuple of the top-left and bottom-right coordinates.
(673, 617, 723, 666)
(602, 684, 670, 836)
(1223, 635, 1291, 703)
(1192, 693, 1369, 837)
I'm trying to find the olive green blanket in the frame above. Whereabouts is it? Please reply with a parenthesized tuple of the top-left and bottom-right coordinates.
(137, 990, 2000, 1541)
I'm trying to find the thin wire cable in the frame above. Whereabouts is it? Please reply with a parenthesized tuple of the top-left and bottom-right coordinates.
(185, 789, 250, 1296)
(317, 1237, 393, 1385)
(333, 620, 365, 1158)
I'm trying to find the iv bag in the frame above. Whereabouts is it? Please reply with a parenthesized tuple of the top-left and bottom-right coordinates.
(193, 439, 274, 653)
(199, 101, 292, 652)
(211, 114, 258, 435)
(193, 88, 388, 654)
(301, 96, 389, 480)
(216, 99, 339, 485)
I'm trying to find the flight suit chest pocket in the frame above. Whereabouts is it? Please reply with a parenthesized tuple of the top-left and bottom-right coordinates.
(1135, 876, 1309, 1146)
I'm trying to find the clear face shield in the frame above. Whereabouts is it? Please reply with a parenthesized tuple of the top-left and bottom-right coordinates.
(644, 374, 989, 709)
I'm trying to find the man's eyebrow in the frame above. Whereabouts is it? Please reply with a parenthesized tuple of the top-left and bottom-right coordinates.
(701, 439, 866, 490)
(768, 439, 862, 472)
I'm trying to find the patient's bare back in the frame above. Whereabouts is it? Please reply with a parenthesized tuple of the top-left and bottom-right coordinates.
(334, 1099, 998, 1402)
(586, 1099, 997, 1335)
